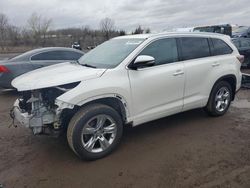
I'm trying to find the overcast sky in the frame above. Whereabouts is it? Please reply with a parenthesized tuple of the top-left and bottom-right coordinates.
(0, 0, 249, 31)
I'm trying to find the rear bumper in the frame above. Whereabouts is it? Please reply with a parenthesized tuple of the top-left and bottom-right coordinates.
(0, 73, 14, 89)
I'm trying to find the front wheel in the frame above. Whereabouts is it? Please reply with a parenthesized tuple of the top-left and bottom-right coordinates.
(205, 81, 232, 116)
(67, 104, 123, 160)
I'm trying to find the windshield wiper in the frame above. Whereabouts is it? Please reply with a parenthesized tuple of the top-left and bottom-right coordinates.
(81, 63, 97, 68)
(75, 60, 97, 68)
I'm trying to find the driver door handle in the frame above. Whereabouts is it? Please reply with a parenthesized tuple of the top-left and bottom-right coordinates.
(173, 70, 184, 76)
(212, 62, 220, 67)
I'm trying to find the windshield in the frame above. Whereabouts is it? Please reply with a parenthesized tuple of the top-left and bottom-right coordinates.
(233, 26, 248, 33)
(78, 38, 145, 68)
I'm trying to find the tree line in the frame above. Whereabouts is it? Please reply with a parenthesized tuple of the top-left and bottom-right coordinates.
(0, 13, 151, 52)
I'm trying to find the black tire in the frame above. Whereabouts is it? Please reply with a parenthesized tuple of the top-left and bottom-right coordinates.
(67, 103, 123, 160)
(205, 81, 233, 117)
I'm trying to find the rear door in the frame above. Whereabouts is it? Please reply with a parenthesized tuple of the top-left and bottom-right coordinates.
(178, 37, 214, 111)
(180, 37, 234, 111)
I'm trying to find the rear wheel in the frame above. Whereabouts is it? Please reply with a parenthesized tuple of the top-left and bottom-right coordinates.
(205, 81, 232, 116)
(67, 104, 123, 160)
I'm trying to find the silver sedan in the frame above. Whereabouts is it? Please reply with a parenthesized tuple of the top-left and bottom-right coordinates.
(0, 47, 84, 88)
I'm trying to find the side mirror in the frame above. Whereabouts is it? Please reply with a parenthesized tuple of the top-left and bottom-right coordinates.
(132, 55, 155, 69)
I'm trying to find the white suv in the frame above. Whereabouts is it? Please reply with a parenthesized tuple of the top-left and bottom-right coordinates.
(11, 32, 242, 160)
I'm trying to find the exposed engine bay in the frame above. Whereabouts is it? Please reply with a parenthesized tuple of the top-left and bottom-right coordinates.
(11, 82, 79, 135)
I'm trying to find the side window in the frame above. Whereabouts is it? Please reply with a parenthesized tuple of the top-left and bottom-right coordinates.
(240, 40, 250, 48)
(232, 40, 240, 48)
(180, 37, 210, 61)
(139, 38, 178, 66)
(211, 38, 233, 56)
(61, 51, 83, 60)
(31, 51, 63, 61)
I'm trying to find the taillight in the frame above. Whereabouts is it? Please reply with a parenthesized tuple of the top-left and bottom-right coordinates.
(237, 55, 245, 64)
(0, 65, 10, 73)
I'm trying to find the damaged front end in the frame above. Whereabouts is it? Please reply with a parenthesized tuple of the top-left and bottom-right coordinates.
(10, 83, 78, 135)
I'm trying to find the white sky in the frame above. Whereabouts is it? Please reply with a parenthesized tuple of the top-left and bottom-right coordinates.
(0, 0, 249, 31)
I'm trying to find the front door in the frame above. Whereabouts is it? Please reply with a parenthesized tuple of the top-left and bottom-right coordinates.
(128, 38, 185, 125)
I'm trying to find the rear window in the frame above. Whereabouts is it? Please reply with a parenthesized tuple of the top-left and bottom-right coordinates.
(31, 50, 82, 61)
(180, 37, 210, 61)
(31, 51, 64, 61)
(61, 51, 83, 60)
(211, 38, 233, 55)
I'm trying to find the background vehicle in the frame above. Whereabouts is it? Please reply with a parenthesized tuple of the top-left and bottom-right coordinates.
(11, 33, 242, 160)
(232, 38, 250, 68)
(193, 24, 233, 36)
(0, 47, 84, 88)
(72, 42, 82, 50)
(232, 26, 250, 38)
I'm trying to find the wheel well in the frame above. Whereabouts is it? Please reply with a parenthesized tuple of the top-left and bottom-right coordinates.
(83, 97, 127, 122)
(215, 75, 237, 100)
(60, 97, 127, 130)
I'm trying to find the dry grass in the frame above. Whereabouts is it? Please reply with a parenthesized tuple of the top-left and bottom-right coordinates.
(0, 46, 34, 54)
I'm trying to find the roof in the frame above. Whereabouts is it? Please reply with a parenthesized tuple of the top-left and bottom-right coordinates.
(114, 32, 230, 40)
(29, 47, 84, 53)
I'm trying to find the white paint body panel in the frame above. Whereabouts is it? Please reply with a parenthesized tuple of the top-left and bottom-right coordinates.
(12, 62, 106, 91)
(12, 32, 242, 127)
(128, 62, 185, 125)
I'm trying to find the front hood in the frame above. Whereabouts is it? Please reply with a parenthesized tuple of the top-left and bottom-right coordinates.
(12, 62, 106, 91)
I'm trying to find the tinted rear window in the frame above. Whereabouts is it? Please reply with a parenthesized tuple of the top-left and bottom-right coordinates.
(31, 50, 83, 61)
(61, 51, 83, 60)
(211, 38, 233, 55)
(180, 37, 210, 61)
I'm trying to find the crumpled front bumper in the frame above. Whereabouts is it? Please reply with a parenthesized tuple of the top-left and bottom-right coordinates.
(11, 99, 56, 134)
(12, 100, 33, 128)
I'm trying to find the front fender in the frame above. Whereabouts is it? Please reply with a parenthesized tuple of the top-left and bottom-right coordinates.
(55, 69, 132, 118)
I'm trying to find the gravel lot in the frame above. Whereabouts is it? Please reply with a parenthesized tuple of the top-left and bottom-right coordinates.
(0, 53, 250, 187)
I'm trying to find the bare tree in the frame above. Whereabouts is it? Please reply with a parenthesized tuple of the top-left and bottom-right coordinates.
(100, 18, 115, 40)
(19, 27, 35, 46)
(27, 13, 52, 46)
(7, 25, 20, 46)
(119, 30, 126, 36)
(132, 25, 143, 34)
(0, 13, 9, 50)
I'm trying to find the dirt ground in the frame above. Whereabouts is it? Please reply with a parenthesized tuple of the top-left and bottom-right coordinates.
(0, 88, 250, 188)
(1, 52, 250, 187)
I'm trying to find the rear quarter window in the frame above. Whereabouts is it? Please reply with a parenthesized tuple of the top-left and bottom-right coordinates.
(211, 38, 233, 56)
